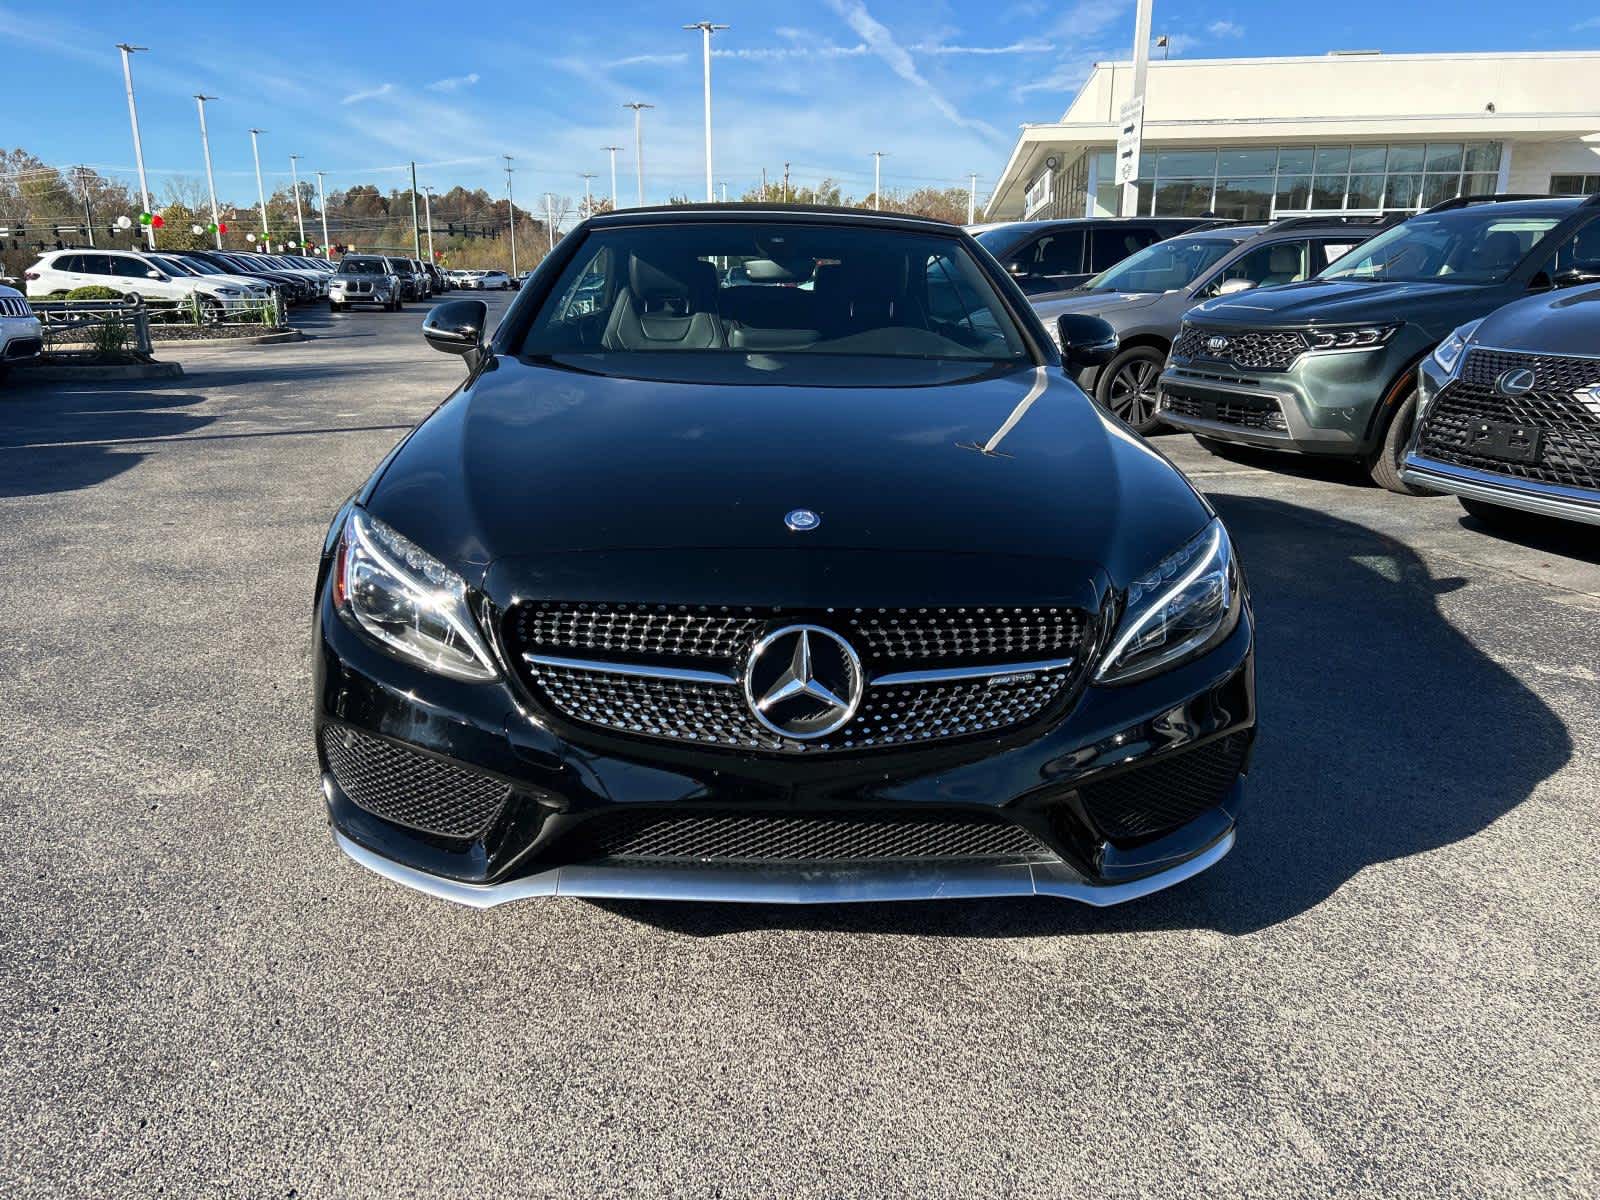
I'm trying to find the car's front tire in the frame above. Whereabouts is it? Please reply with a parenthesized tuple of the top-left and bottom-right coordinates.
(1096, 345, 1166, 434)
(1367, 387, 1435, 496)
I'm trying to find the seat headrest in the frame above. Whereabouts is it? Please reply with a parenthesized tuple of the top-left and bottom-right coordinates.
(1268, 244, 1301, 273)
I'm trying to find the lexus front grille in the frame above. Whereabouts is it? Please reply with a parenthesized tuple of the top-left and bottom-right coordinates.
(505, 602, 1092, 755)
(1172, 325, 1308, 372)
(1417, 348, 1600, 492)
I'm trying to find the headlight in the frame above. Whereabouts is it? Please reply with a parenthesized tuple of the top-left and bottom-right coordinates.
(332, 508, 499, 682)
(1430, 319, 1482, 377)
(1095, 519, 1242, 685)
(1302, 324, 1399, 353)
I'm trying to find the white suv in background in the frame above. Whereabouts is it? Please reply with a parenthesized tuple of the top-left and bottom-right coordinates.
(0, 284, 44, 380)
(24, 249, 262, 311)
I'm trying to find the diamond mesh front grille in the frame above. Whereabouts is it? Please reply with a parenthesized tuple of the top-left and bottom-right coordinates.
(1076, 733, 1250, 844)
(1163, 391, 1288, 431)
(321, 725, 511, 838)
(572, 809, 1054, 863)
(1417, 349, 1600, 491)
(529, 660, 1073, 754)
(515, 604, 767, 661)
(1173, 326, 1308, 371)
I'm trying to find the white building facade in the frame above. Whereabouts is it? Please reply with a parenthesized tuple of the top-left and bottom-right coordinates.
(987, 51, 1600, 222)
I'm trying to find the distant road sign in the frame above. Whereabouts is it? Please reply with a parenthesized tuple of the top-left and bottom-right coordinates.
(1116, 98, 1144, 186)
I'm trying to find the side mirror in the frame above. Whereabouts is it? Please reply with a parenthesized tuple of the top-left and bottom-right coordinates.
(423, 298, 488, 363)
(1008, 262, 1030, 277)
(1216, 278, 1257, 295)
(1056, 314, 1119, 370)
(147, 269, 164, 280)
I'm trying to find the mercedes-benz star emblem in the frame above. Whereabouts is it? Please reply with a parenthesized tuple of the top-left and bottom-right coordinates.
(1495, 367, 1537, 397)
(743, 625, 863, 739)
(1205, 334, 1231, 354)
(784, 508, 821, 532)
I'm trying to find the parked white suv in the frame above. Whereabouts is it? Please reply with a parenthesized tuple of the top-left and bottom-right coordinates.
(0, 284, 43, 380)
(24, 249, 262, 311)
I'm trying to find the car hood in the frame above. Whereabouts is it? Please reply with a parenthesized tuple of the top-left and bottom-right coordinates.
(1473, 282, 1600, 353)
(1191, 278, 1498, 328)
(1033, 290, 1165, 320)
(363, 356, 1212, 592)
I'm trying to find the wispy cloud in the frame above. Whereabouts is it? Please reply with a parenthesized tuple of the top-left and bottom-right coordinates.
(341, 83, 395, 105)
(606, 51, 689, 67)
(827, 0, 1003, 139)
(426, 72, 480, 92)
(714, 43, 868, 61)
(910, 40, 1056, 56)
(1572, 16, 1600, 30)
(1206, 20, 1245, 37)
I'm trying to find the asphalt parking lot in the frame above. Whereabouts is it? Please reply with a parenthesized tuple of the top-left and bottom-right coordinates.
(2, 293, 1597, 1199)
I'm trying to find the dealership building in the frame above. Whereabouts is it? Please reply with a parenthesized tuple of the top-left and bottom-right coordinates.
(985, 50, 1600, 222)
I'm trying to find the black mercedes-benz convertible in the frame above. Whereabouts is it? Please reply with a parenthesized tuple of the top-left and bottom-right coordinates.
(313, 205, 1256, 907)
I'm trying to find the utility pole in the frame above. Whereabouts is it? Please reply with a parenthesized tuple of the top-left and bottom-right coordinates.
(74, 167, 96, 247)
(194, 95, 222, 248)
(421, 186, 436, 263)
(580, 173, 595, 217)
(503, 155, 518, 277)
(683, 21, 728, 202)
(871, 151, 886, 210)
(783, 161, 790, 202)
(1121, 0, 1153, 216)
(719, 181, 728, 203)
(116, 44, 155, 248)
(248, 128, 269, 247)
(315, 171, 331, 261)
(624, 103, 653, 207)
(967, 172, 978, 224)
(409, 160, 422, 259)
(602, 146, 621, 211)
(289, 154, 306, 248)
(543, 193, 556, 251)
(761, 166, 768, 199)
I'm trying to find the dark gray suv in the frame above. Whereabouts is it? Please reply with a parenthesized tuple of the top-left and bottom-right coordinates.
(969, 216, 1220, 297)
(1034, 217, 1383, 432)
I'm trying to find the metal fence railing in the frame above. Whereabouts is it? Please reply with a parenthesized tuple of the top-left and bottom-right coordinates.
(26, 293, 286, 357)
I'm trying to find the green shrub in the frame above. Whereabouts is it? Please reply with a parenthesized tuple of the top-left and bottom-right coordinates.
(66, 285, 123, 301)
(89, 316, 131, 357)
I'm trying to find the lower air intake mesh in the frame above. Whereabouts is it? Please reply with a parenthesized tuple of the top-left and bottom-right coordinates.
(1077, 733, 1250, 844)
(572, 810, 1056, 863)
(321, 725, 511, 839)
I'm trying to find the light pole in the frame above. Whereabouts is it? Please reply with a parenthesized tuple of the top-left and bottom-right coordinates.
(683, 21, 728, 202)
(719, 181, 728, 203)
(193, 94, 222, 248)
(116, 44, 155, 248)
(315, 171, 331, 261)
(544, 192, 556, 251)
(580, 173, 595, 217)
(871, 151, 886, 210)
(289, 154, 306, 248)
(503, 155, 518, 277)
(421, 186, 435, 263)
(248, 128, 269, 248)
(409, 160, 421, 260)
(602, 146, 621, 211)
(967, 172, 978, 224)
(1121, 0, 1153, 216)
(624, 103, 653, 207)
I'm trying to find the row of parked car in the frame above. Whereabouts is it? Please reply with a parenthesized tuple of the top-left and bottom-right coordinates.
(980, 192, 1600, 531)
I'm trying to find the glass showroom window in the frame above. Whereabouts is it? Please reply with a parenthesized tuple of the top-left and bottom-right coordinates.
(1128, 141, 1502, 218)
(1551, 174, 1600, 196)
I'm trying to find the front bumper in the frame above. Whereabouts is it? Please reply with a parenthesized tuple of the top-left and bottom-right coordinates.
(314, 583, 1256, 908)
(330, 285, 394, 305)
(1, 320, 44, 363)
(1159, 333, 1422, 457)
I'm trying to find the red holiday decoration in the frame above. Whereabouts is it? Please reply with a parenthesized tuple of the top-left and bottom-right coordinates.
(151, 214, 165, 229)
(217, 221, 228, 235)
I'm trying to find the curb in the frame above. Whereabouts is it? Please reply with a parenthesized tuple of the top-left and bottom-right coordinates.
(15, 361, 184, 382)
(155, 329, 306, 348)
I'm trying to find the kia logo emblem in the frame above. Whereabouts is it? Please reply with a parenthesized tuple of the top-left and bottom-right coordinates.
(1205, 335, 1230, 354)
(1495, 367, 1536, 397)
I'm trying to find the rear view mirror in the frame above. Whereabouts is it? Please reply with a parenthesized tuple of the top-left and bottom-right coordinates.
(1216, 278, 1256, 295)
(1056, 314, 1119, 370)
(423, 298, 488, 367)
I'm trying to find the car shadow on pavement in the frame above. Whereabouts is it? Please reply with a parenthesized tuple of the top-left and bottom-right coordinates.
(599, 493, 1572, 939)
(0, 387, 211, 499)
(1455, 509, 1600, 567)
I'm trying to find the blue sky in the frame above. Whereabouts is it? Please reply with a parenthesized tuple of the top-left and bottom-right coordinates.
(4, 0, 1598, 214)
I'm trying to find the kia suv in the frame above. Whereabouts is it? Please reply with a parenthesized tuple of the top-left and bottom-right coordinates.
(1034, 217, 1383, 432)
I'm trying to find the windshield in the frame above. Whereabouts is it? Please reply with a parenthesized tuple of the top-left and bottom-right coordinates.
(176, 256, 224, 275)
(973, 226, 1034, 258)
(341, 258, 389, 275)
(521, 222, 1029, 373)
(1086, 236, 1241, 293)
(153, 255, 198, 276)
(1319, 208, 1565, 284)
(388, 259, 415, 274)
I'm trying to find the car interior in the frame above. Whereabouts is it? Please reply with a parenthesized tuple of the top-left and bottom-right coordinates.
(525, 226, 1027, 361)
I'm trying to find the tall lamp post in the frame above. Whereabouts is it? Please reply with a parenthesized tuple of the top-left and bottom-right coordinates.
(580, 173, 595, 218)
(117, 44, 155, 248)
(683, 21, 728, 202)
(194, 94, 222, 248)
(503, 155, 518, 277)
(871, 150, 887, 211)
(624, 103, 653, 207)
(248, 128, 269, 248)
(602, 146, 621, 211)
(315, 170, 331, 261)
(421, 186, 436, 263)
(289, 154, 306, 247)
(967, 172, 978, 224)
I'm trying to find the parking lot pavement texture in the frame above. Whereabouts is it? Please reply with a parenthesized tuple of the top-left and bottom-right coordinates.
(2, 295, 1596, 1198)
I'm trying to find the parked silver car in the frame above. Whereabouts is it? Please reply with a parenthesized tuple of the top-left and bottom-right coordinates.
(329, 255, 402, 312)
